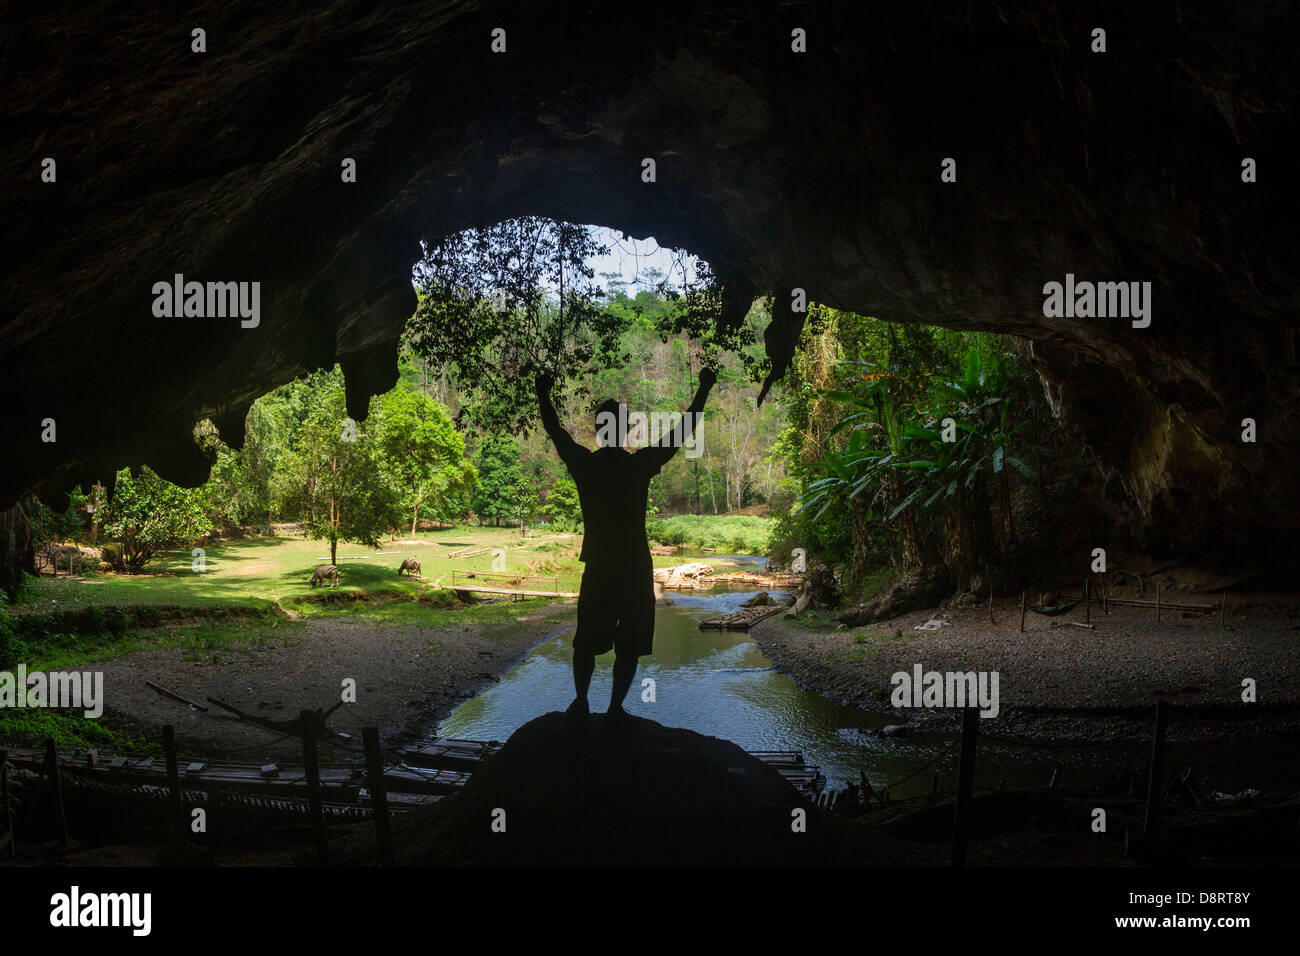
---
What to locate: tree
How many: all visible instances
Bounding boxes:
[505,477,540,535]
[403,218,741,434]
[377,388,477,536]
[471,435,525,526]
[712,384,764,512]
[793,318,1036,589]
[196,387,298,529]
[100,467,212,570]
[541,476,582,530]
[279,369,403,565]
[405,218,624,433]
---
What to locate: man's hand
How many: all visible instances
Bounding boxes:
[699,367,717,388]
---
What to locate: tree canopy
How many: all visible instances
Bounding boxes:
[403,218,747,433]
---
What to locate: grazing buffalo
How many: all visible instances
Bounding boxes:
[398,558,421,577]
[310,564,340,588]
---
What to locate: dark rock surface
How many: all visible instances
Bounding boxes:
[0,504,34,602]
[330,711,912,864]
[3,2,1296,564]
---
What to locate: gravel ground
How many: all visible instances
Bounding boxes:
[93,602,576,762]
[752,593,1300,742]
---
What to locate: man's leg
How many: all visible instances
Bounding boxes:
[608,592,654,717]
[607,653,637,715]
[569,634,595,714]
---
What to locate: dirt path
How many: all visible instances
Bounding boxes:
[95,603,577,762]
[753,595,1300,742]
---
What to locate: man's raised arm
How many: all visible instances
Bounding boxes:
[535,373,585,467]
[641,367,717,470]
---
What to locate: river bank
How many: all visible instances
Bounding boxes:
[91,600,577,762]
[752,594,1300,743]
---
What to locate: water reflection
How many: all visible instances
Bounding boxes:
[436,583,1295,798]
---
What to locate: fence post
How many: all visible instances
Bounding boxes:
[1144,701,1170,837]
[951,707,979,867]
[162,725,187,854]
[43,739,69,846]
[362,727,395,867]
[1,749,15,859]
[301,710,329,862]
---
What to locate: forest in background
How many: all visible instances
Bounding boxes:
[25,282,792,571]
[19,218,1062,612]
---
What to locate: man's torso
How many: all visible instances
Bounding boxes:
[568,447,658,571]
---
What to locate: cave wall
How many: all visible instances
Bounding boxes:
[2,1,1296,564]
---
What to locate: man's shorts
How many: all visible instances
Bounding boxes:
[574,566,656,658]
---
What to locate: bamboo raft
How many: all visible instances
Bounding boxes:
[399,737,496,770]
[749,751,826,797]
[710,571,804,589]
[2,735,825,817]
[698,604,786,631]
[403,737,825,797]
[2,745,469,802]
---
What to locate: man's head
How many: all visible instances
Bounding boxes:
[594,398,622,448]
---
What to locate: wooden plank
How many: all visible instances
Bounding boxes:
[749,751,804,763]
[301,710,329,862]
[163,726,187,853]
[1144,700,1170,837]
[363,728,395,867]
[451,586,579,598]
[399,739,490,770]
[1103,596,1215,611]
[382,765,474,794]
[950,708,980,867]
[146,680,209,712]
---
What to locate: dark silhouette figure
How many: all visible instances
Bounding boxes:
[536,369,715,720]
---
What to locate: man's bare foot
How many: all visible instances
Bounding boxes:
[566,697,589,716]
[604,705,632,726]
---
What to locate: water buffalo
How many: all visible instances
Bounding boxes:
[398,558,421,577]
[310,564,339,588]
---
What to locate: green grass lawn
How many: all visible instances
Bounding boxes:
[0,525,766,751]
[14,528,583,612]
[645,513,773,553]
[11,525,760,618]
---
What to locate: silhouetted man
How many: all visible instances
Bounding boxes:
[536,368,716,720]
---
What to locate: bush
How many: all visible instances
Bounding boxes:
[419,589,460,609]
[644,514,772,553]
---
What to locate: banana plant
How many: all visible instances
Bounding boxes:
[881,348,1036,566]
